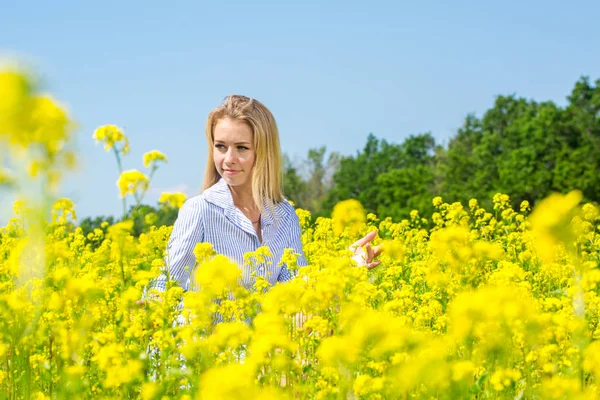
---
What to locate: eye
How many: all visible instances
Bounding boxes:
[215,144,226,150]
[237,146,250,151]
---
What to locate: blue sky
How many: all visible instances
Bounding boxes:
[1,0,599,223]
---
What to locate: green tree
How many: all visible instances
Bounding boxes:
[440,76,600,208]
[555,77,600,202]
[325,133,438,220]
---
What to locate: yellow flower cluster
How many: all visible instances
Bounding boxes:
[116,169,150,198]
[93,124,130,154]
[1,188,599,399]
[1,69,76,190]
[143,150,168,168]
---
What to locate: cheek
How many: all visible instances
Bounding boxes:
[213,152,223,166]
[244,153,256,168]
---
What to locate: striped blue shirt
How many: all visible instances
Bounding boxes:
[154,177,308,292]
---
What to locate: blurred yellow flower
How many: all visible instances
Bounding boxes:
[0,70,31,136]
[331,199,366,236]
[195,254,241,295]
[25,95,73,157]
[529,190,582,263]
[490,368,521,391]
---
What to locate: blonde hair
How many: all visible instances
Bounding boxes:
[203,95,284,217]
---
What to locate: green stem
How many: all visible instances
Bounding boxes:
[49,335,53,397]
[139,165,157,207]
[112,147,127,219]
[120,258,126,286]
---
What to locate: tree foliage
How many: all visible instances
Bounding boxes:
[440,76,600,208]
[323,133,439,221]
[287,76,600,222]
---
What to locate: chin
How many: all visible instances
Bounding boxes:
[221,173,246,186]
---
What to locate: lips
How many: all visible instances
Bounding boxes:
[224,169,241,175]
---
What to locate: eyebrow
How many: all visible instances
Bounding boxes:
[214,140,251,145]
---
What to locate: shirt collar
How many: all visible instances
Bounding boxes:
[203,177,277,226]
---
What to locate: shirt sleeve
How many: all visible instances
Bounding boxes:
[155,198,204,291]
[277,208,308,283]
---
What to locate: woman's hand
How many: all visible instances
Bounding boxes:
[349,231,383,269]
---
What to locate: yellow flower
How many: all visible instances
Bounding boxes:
[143,149,168,168]
[451,360,475,381]
[0,70,31,136]
[353,374,385,397]
[584,341,600,378]
[529,190,582,262]
[529,191,582,232]
[582,203,599,222]
[331,199,366,236]
[207,321,252,352]
[93,124,129,153]
[26,95,73,157]
[141,382,159,400]
[116,169,149,198]
[296,208,312,229]
[194,242,216,264]
[51,197,77,224]
[159,192,187,208]
[492,193,511,211]
[13,198,27,216]
[490,368,521,391]
[540,376,582,399]
[194,254,241,295]
[199,364,281,399]
[520,200,531,213]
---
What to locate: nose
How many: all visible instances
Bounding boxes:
[224,147,236,164]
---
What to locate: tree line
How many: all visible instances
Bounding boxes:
[285,76,600,221]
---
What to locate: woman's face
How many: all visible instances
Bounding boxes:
[212,117,255,190]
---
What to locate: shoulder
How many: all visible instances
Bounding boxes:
[276,198,298,220]
[182,194,208,210]
[176,195,209,220]
[274,198,301,232]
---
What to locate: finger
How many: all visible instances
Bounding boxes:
[351,230,377,248]
[134,299,148,308]
[366,243,374,262]
[366,260,382,270]
[373,245,383,257]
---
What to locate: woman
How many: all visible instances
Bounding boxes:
[156,95,381,293]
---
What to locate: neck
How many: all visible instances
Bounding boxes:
[228,183,257,211]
